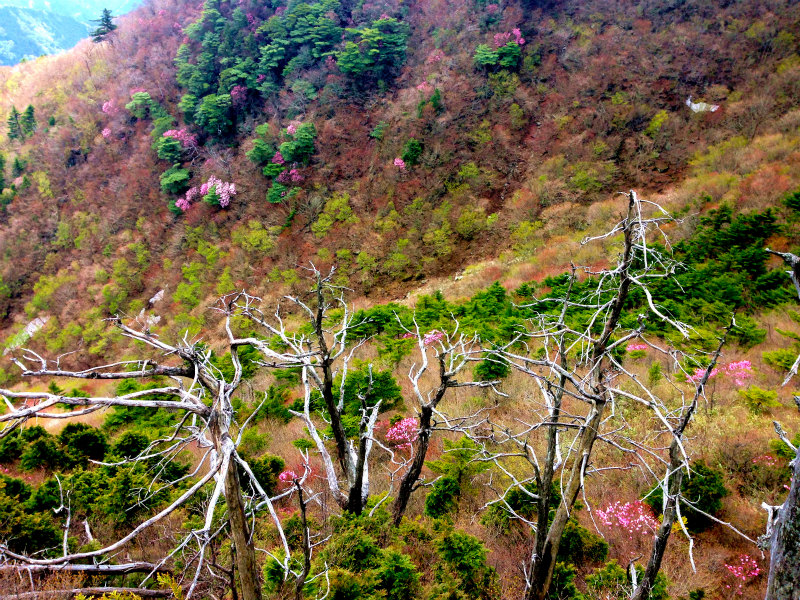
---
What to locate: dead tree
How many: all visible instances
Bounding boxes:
[232,268,495,520]
[0,297,306,600]
[763,248,800,599]
[472,191,703,600]
[391,323,501,525]
[232,270,383,515]
[631,328,729,600]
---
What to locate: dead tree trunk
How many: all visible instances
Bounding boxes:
[224,458,262,600]
[763,248,800,598]
[765,446,800,599]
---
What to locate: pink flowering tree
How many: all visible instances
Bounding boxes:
[385,417,418,450]
[163,128,198,149]
[176,176,236,212]
[596,500,660,538]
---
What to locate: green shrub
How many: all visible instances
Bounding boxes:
[401,138,423,166]
[20,436,65,472]
[113,432,150,458]
[160,164,191,195]
[645,460,728,531]
[58,423,108,467]
[374,549,420,600]
[247,454,285,496]
[587,560,668,600]
[547,562,584,600]
[738,386,781,414]
[557,518,609,565]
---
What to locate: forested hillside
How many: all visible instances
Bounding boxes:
[0,0,799,598]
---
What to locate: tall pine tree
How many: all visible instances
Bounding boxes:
[0,152,6,191]
[6,107,22,140]
[20,105,36,138]
[91,9,118,43]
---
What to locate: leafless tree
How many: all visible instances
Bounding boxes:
[460,191,736,600]
[230,268,496,523]
[763,248,800,599]
[0,296,307,600]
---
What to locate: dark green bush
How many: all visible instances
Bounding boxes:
[401,138,423,166]
[645,460,729,531]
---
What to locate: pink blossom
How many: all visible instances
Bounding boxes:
[158,9,166,16]
[596,501,659,537]
[393,157,406,170]
[379,12,391,19]
[752,454,779,467]
[416,81,434,93]
[101,127,112,139]
[286,123,298,135]
[230,84,248,105]
[724,360,753,387]
[257,73,267,82]
[401,332,416,339]
[687,367,718,384]
[486,3,500,14]
[203,175,236,208]
[423,330,445,346]
[130,87,147,94]
[278,469,298,486]
[179,177,236,211]
[277,168,304,184]
[163,128,198,149]
[724,554,761,594]
[101,100,118,115]
[626,343,648,352]
[272,151,285,165]
[385,418,418,449]
[493,28,525,48]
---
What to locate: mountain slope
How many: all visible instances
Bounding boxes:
[0,0,798,597]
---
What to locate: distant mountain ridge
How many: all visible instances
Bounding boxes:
[0,0,139,22]
[0,0,140,66]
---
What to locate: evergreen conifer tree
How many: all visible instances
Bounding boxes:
[0,152,5,191]
[6,107,22,140]
[20,105,36,137]
[12,156,25,177]
[91,9,118,43]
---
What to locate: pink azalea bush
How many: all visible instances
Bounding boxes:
[101,127,112,139]
[686,360,753,386]
[687,367,718,383]
[272,151,285,165]
[752,454,779,467]
[163,128,198,149]
[230,84,248,105]
[724,360,753,386]
[493,28,525,48]
[724,554,761,594]
[626,343,648,352]
[596,501,659,537]
[101,100,119,115]
[386,418,418,449]
[176,176,236,211]
[394,157,406,170]
[278,469,298,486]
[276,168,304,184]
[423,330,445,346]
